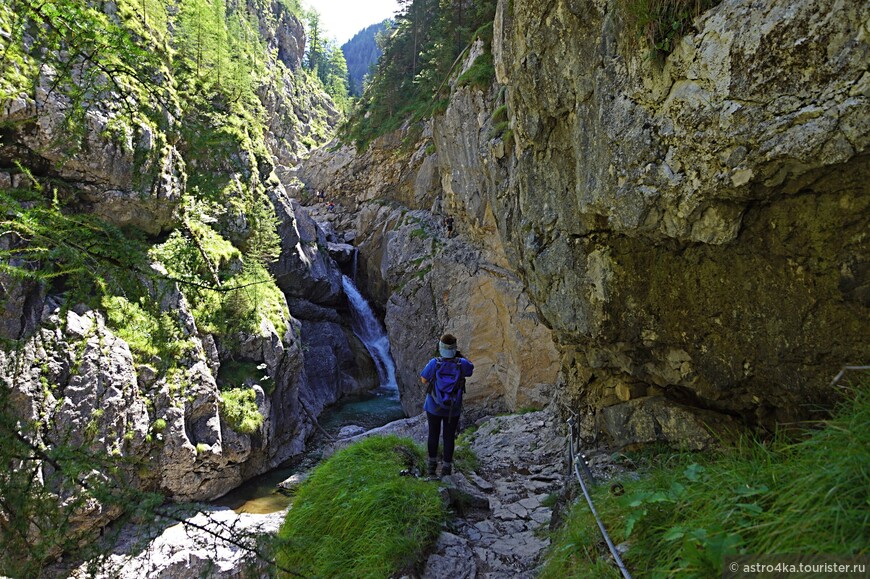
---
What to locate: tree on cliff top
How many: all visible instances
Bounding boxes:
[342,0,497,150]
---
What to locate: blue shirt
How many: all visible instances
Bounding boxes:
[421,357,474,416]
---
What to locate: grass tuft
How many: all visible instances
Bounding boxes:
[617,0,721,59]
[219,387,263,435]
[276,436,446,578]
[542,385,870,577]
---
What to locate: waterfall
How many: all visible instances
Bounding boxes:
[342,275,398,398]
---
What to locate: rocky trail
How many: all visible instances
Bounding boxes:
[422,410,567,578]
[67,409,595,578]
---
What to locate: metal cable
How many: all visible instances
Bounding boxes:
[573,458,633,579]
[567,418,632,579]
[829,365,870,388]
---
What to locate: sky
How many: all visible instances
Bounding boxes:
[306,0,402,45]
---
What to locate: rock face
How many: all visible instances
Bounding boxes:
[302,0,868,444]
[268,189,343,305]
[490,0,869,432]
[350,202,560,417]
[0,71,183,236]
[300,86,562,418]
[67,506,285,579]
[0,0,366,558]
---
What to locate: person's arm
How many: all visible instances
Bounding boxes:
[420,359,436,385]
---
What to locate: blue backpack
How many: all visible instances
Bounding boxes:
[431,357,466,414]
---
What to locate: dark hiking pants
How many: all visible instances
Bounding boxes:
[426,411,461,463]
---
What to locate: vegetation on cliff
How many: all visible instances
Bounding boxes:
[618,0,721,58]
[542,383,870,577]
[342,0,497,149]
[0,0,339,572]
[0,0,331,371]
[341,20,390,97]
[276,436,445,577]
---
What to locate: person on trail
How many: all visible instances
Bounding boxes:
[327,200,335,212]
[443,215,455,238]
[420,333,474,477]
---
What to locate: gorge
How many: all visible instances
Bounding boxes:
[0,0,867,575]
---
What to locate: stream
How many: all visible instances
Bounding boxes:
[214,276,404,515]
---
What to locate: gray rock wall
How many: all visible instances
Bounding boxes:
[0,0,358,549]
[491,0,869,435]
[301,0,868,446]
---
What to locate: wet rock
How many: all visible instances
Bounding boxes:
[68,507,285,578]
[278,472,309,492]
[337,424,367,438]
[267,189,343,305]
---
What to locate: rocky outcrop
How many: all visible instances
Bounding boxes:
[250,0,305,71]
[298,319,379,410]
[0,71,183,235]
[489,0,869,432]
[301,123,442,210]
[267,189,343,305]
[67,506,285,579]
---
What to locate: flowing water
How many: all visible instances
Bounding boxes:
[342,275,399,397]
[214,276,404,514]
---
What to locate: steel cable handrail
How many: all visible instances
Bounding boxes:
[567,418,632,579]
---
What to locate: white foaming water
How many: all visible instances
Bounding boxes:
[342,275,399,398]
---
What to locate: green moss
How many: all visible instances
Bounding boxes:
[102,295,191,367]
[219,387,263,435]
[277,436,446,577]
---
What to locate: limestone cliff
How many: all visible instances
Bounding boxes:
[0,0,362,556]
[301,0,868,447]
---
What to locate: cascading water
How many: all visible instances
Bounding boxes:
[342,275,399,398]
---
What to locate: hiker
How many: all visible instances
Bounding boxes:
[420,333,474,477]
[327,200,335,212]
[443,215,455,238]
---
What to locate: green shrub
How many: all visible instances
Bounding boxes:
[219,387,263,435]
[150,230,289,339]
[102,295,190,365]
[541,386,870,577]
[276,436,446,578]
[617,0,721,58]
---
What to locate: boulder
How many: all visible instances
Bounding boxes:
[267,187,343,305]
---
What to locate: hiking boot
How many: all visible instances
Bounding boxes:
[441,462,453,476]
[427,459,438,477]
